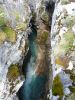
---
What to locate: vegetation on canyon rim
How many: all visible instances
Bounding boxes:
[0,6,28,45]
[0,7,16,44]
[7,64,20,81]
[52,75,64,97]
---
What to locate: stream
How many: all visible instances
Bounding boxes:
[16,0,55,100]
[17,16,48,100]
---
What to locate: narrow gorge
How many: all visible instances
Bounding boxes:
[0,0,75,100]
[17,1,55,100]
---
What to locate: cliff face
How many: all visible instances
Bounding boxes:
[0,0,75,100]
[0,0,54,100]
[0,0,30,99]
[51,0,75,99]
[17,0,55,100]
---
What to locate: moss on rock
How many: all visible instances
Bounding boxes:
[65,16,75,29]
[16,22,27,31]
[0,7,16,44]
[41,12,49,24]
[66,93,75,100]
[0,30,6,45]
[61,30,75,53]
[69,86,75,93]
[0,16,7,27]
[52,75,64,96]
[60,0,69,4]
[7,64,20,81]
[55,56,69,68]
[39,6,44,14]
[37,30,49,44]
[70,74,75,81]
[13,11,20,21]
[0,7,7,27]
[54,30,75,56]
[2,27,16,43]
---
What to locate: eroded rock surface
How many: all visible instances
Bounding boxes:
[51,0,75,99]
[0,0,30,99]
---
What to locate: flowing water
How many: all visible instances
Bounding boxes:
[17,17,48,100]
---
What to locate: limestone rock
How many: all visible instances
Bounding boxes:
[51,0,75,99]
[0,0,30,99]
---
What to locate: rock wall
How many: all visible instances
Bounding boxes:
[51,0,75,99]
[1,0,75,100]
[0,0,54,99]
[0,0,30,99]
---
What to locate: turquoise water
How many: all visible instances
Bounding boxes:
[17,20,47,100]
